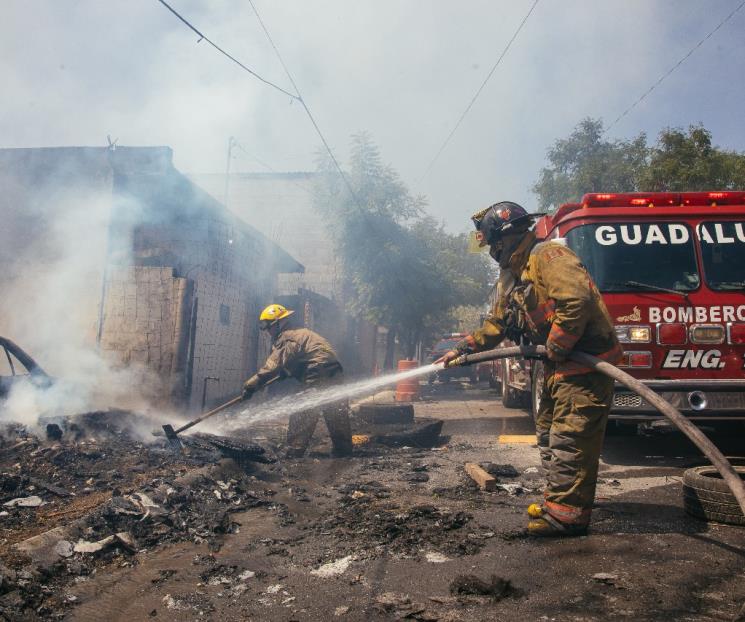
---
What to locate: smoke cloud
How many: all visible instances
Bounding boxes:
[2,1,744,230]
[0,181,166,434]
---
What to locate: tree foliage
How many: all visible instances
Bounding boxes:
[313,133,495,364]
[642,126,745,191]
[533,118,745,211]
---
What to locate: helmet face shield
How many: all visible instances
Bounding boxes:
[467,230,489,254]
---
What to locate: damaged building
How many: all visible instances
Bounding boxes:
[188,170,383,374]
[0,146,303,411]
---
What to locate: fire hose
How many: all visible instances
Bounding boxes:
[446,344,745,517]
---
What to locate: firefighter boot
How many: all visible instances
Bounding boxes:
[285,412,321,458]
[527,503,545,519]
[323,407,353,457]
[528,514,588,537]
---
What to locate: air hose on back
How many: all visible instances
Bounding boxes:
[446,344,745,517]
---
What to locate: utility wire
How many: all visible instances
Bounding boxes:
[605,0,745,133]
[156,0,298,100]
[247,0,450,318]
[247,0,362,208]
[419,0,540,182]
[159,0,425,312]
[158,0,359,208]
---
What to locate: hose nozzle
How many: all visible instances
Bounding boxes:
[445,354,467,368]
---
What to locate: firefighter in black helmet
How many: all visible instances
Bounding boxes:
[439,201,622,537]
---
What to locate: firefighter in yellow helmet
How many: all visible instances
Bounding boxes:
[242,304,353,458]
[439,202,622,537]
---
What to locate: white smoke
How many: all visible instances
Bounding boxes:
[0,183,163,434]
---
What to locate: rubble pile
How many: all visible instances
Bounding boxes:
[82,472,277,549]
[315,481,488,558]
[2,414,260,530]
[0,410,277,620]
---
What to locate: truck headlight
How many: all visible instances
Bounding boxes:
[615,325,651,343]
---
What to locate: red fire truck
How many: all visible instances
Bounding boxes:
[492,191,745,428]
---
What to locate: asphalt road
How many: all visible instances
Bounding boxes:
[68,380,745,622]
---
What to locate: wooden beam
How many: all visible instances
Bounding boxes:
[465,462,497,491]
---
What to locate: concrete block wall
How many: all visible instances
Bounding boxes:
[135,214,280,411]
[188,172,342,300]
[189,270,251,410]
[0,146,301,412]
[99,265,191,404]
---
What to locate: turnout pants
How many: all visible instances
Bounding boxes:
[534,367,614,526]
[286,375,352,456]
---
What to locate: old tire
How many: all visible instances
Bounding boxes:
[501,361,522,409]
[683,466,745,526]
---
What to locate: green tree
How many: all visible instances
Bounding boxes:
[405,217,495,354]
[642,125,745,191]
[534,119,745,212]
[532,118,649,211]
[314,133,494,367]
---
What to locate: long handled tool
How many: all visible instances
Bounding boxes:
[162,376,281,451]
[163,396,243,451]
[445,344,745,517]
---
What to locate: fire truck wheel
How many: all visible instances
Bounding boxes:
[683,466,745,525]
[501,362,522,409]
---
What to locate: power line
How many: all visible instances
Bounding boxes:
[156,0,298,100]
[158,0,360,208]
[419,0,540,182]
[245,1,447,316]
[605,0,745,133]
[247,0,362,208]
[158,0,427,311]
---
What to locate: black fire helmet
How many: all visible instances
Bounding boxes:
[471,201,534,247]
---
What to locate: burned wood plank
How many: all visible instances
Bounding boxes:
[357,403,415,425]
[186,433,274,463]
[29,477,72,498]
[371,419,443,448]
[465,462,497,491]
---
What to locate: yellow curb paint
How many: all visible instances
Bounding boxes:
[498,434,536,444]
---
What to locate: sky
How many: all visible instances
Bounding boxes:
[2,0,745,231]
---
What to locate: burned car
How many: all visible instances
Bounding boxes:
[0,336,53,401]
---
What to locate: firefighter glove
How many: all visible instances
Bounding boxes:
[242,376,261,401]
[435,350,459,367]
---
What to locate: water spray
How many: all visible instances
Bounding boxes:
[217,363,442,432]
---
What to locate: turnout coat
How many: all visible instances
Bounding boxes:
[255,327,343,387]
[458,233,623,378]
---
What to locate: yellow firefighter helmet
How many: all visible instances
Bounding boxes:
[259,304,294,330]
